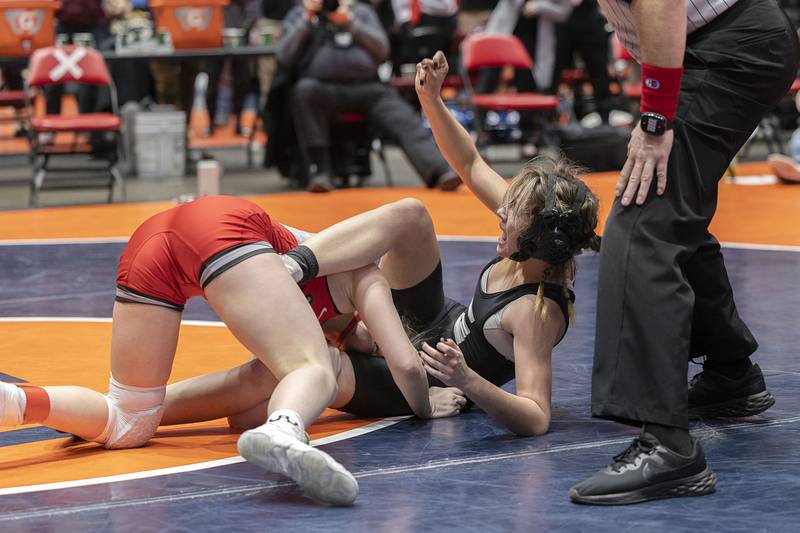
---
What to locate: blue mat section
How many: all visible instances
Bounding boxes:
[0,427,71,448]
[0,241,798,532]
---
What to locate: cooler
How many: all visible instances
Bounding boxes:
[149,0,228,49]
[0,1,60,57]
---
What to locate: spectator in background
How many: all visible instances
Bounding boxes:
[45,0,111,118]
[391,0,458,71]
[457,0,498,34]
[278,0,460,192]
[105,0,155,106]
[203,0,261,136]
[477,0,574,156]
[252,0,294,109]
[551,1,614,123]
[482,0,574,93]
[152,1,259,137]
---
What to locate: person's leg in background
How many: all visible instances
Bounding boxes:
[230,57,251,135]
[572,0,800,504]
[290,77,348,192]
[513,14,539,150]
[177,60,203,135]
[364,83,459,190]
[150,60,181,108]
[203,58,225,137]
[572,4,613,123]
[1,66,26,137]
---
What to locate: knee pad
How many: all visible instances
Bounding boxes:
[95,375,166,450]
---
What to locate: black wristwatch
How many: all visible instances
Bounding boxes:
[640,112,672,136]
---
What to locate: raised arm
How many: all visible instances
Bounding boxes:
[416,51,509,213]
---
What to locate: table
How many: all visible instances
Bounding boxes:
[0,45,276,67]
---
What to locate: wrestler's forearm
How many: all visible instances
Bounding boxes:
[352,267,433,417]
[462,373,550,436]
[420,96,480,180]
[420,95,508,212]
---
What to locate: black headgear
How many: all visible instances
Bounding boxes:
[510,174,588,264]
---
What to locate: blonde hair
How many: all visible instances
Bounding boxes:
[501,156,601,321]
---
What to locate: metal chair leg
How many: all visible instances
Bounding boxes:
[110,164,125,202]
[30,164,45,207]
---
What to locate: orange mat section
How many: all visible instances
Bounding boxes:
[0,321,375,491]
[0,162,798,246]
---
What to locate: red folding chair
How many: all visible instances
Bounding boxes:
[460,33,559,156]
[25,45,124,206]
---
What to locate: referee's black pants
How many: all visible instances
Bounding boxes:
[592,0,800,429]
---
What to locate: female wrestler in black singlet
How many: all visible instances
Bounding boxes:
[158,51,600,437]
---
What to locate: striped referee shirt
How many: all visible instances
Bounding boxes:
[599,0,738,62]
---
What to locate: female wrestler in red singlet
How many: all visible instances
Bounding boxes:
[0,195,462,506]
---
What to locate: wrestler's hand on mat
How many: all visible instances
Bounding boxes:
[617,126,673,207]
[419,338,473,390]
[428,386,467,418]
[415,50,448,104]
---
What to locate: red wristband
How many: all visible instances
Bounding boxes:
[640,64,683,122]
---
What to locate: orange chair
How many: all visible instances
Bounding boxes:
[25,45,124,206]
[460,33,558,156]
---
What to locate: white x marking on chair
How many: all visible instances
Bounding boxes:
[49,47,88,82]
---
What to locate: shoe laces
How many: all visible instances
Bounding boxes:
[610,438,656,472]
[690,356,706,368]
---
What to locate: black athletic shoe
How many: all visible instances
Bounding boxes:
[569,431,717,505]
[688,363,775,418]
[307,174,335,193]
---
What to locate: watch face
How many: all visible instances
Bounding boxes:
[641,113,666,135]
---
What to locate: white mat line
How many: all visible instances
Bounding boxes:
[0,317,225,327]
[1,415,797,520]
[0,237,129,246]
[0,235,798,252]
[0,417,408,498]
[0,291,111,306]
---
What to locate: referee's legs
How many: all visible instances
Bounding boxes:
[573,4,799,504]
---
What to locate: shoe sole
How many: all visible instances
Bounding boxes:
[307,182,334,193]
[569,466,717,505]
[237,429,358,506]
[438,176,462,191]
[689,390,775,419]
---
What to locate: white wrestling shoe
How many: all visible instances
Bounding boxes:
[1,381,25,426]
[237,422,359,506]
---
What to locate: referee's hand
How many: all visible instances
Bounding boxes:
[617,125,673,206]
